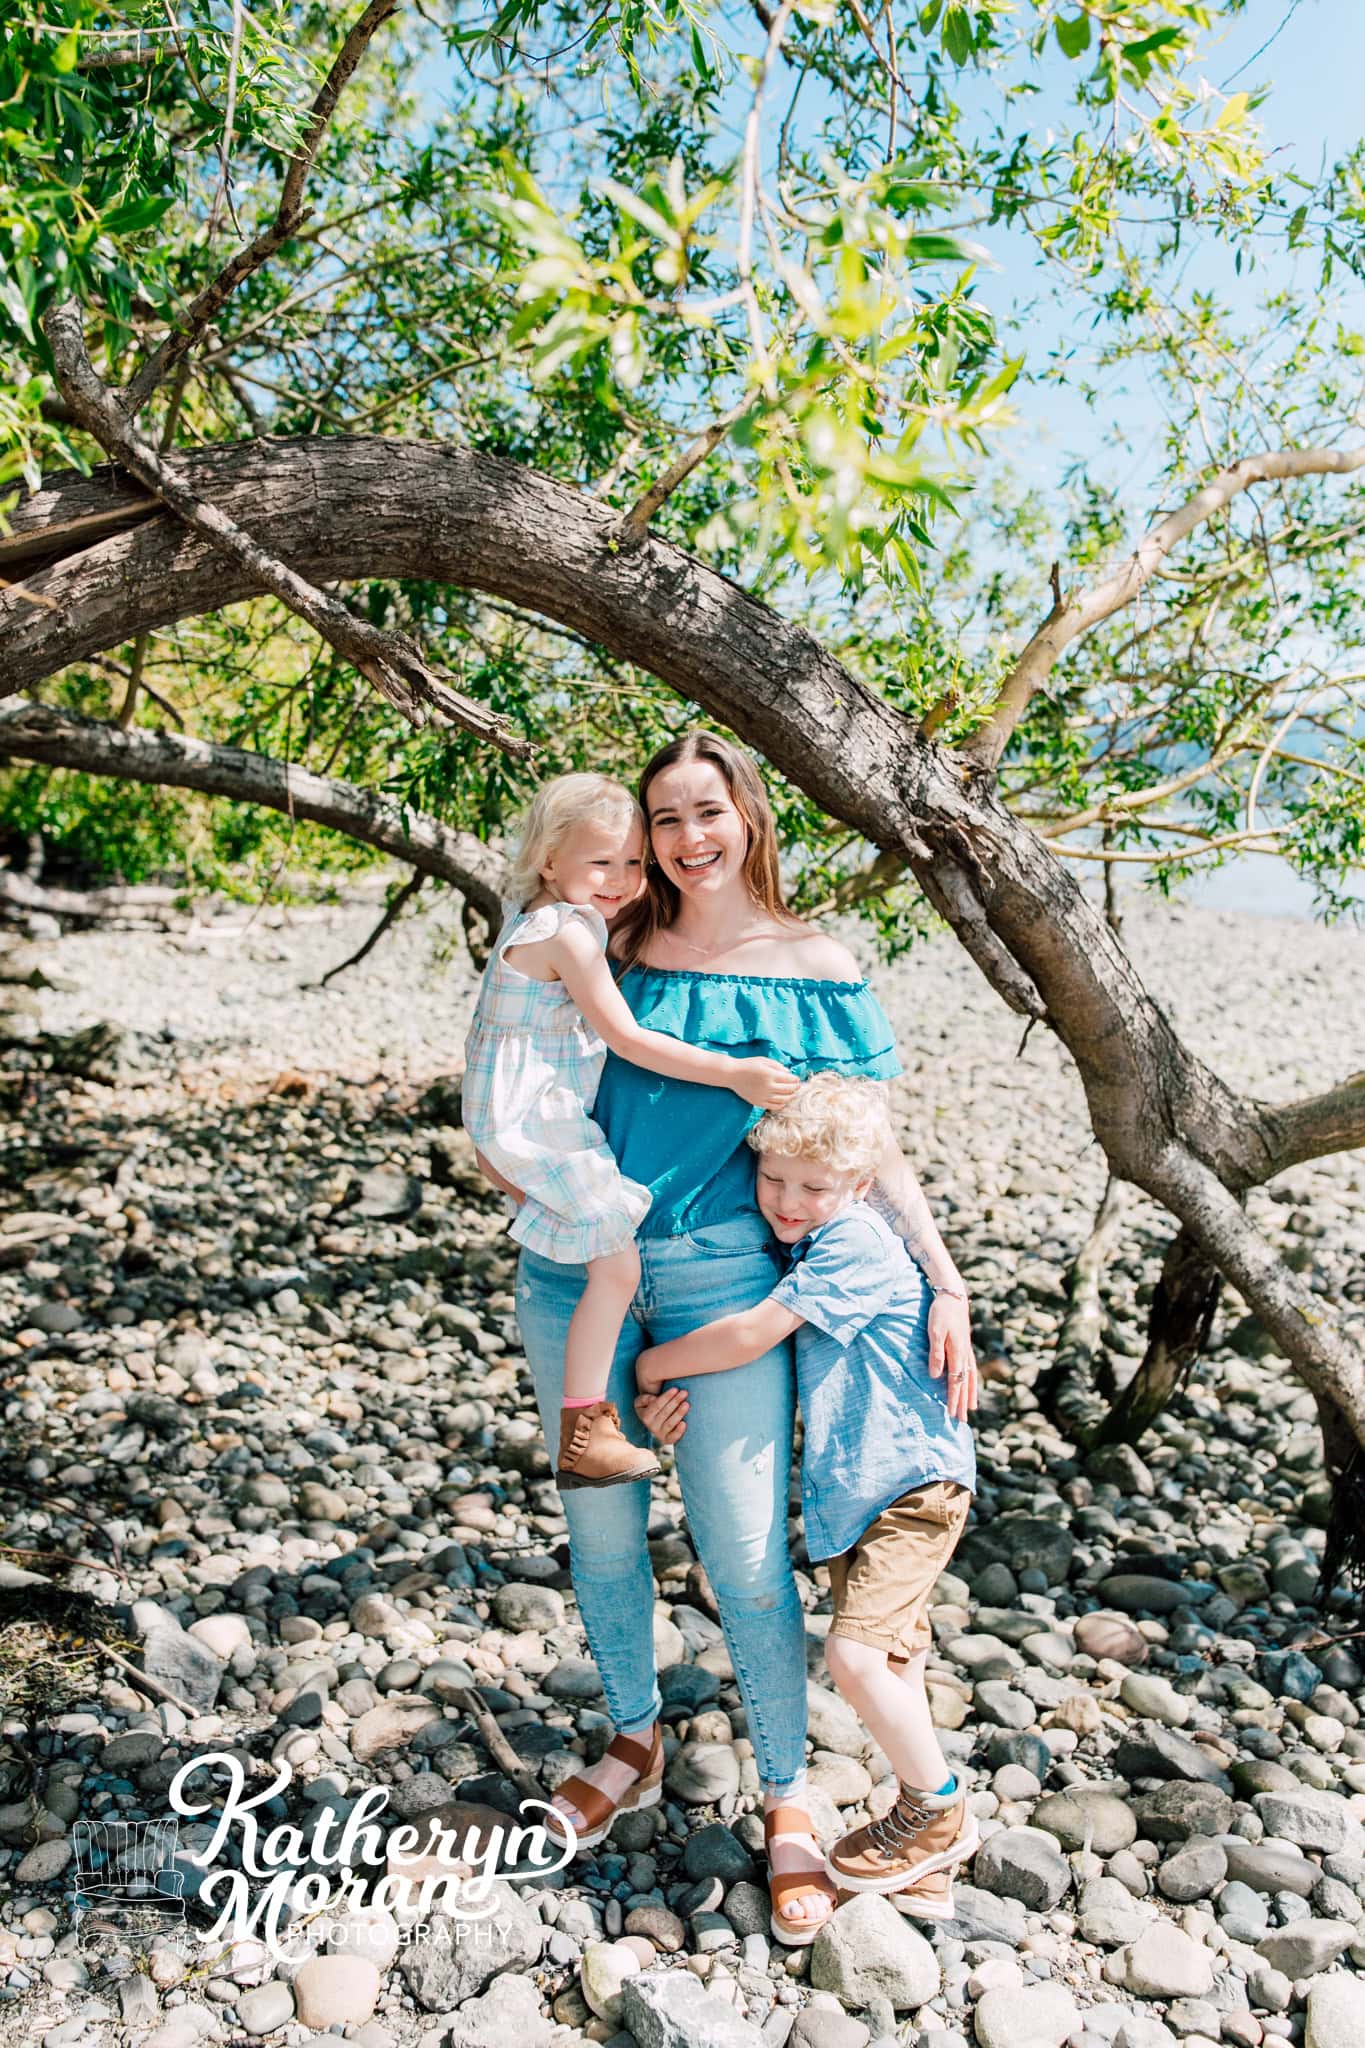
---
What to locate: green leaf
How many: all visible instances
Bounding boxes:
[100,191,178,237]
[1121,25,1185,64]
[1055,14,1091,60]
[941,6,973,66]
[52,29,81,74]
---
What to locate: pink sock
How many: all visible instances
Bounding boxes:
[561,1395,598,1408]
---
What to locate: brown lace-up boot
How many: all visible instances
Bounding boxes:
[824,1781,978,1894]
[556,1401,661,1490]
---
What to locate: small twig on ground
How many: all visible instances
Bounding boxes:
[448,1685,542,1805]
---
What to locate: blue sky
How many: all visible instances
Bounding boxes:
[973,0,1365,493]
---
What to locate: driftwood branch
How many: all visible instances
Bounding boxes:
[317,869,425,987]
[1038,1176,1127,1436]
[0,870,178,925]
[123,0,400,418]
[0,702,508,924]
[43,302,528,754]
[965,446,1365,770]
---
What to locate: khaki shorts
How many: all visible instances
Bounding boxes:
[825,1480,972,1660]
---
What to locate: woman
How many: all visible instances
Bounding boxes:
[514,730,977,1940]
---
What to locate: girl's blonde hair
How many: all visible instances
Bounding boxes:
[748,1071,891,1179]
[508,773,641,907]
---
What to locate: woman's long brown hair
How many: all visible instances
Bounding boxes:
[613,730,800,972]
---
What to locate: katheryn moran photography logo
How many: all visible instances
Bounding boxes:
[76,1751,576,1960]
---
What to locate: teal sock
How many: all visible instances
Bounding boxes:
[935,1774,956,1797]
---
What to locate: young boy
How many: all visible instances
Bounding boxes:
[634,1071,979,1914]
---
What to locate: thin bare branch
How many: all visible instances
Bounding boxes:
[965,445,1365,771]
[44,301,528,753]
[0,701,508,924]
[618,401,751,545]
[124,0,400,418]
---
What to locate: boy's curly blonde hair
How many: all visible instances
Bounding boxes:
[748,1071,891,1179]
[507,772,641,907]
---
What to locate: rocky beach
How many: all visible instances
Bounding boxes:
[1,893,1363,2048]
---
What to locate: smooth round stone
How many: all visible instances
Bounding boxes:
[1306,1973,1365,2048]
[975,1981,1080,2048]
[187,1614,252,1659]
[492,1581,565,1631]
[1156,1839,1227,1903]
[665,1742,742,1804]
[580,1940,641,2024]
[1033,1788,1137,1855]
[1120,1673,1190,1727]
[324,1907,401,1971]
[988,1733,1052,1780]
[993,1765,1042,1802]
[293,1955,380,2028]
[1074,1614,1148,1667]
[625,1905,685,1951]
[237,1981,296,2035]
[1216,1881,1269,1943]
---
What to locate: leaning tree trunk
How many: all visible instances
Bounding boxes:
[1318,1394,1365,1590]
[1089,1227,1223,1448]
[3,435,1364,1575]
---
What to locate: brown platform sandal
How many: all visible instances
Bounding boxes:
[893,1867,956,1921]
[545,1722,664,1852]
[765,1803,839,1948]
[557,1401,661,1490]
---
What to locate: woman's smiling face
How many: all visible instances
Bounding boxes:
[645,760,749,897]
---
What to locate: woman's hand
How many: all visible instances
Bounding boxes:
[635,1387,689,1444]
[635,1347,666,1395]
[927,1293,979,1423]
[731,1058,801,1110]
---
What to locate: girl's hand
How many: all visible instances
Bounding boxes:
[635,1347,665,1395]
[635,1388,689,1444]
[731,1058,801,1110]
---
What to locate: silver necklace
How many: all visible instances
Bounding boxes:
[667,920,768,963]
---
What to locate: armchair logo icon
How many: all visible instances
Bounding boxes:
[72,1817,187,1940]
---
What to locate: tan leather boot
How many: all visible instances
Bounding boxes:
[557,1401,661,1490]
[824,1783,978,1894]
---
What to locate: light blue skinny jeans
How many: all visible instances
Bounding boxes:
[514,1213,808,1792]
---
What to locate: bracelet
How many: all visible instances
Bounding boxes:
[930,1283,968,1303]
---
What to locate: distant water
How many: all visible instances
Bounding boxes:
[1112,852,1364,924]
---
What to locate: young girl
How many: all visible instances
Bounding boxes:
[462,772,798,1491]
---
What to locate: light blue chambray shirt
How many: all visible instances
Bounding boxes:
[769,1200,977,1562]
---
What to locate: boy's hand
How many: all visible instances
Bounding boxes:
[928,1293,978,1422]
[635,1388,689,1444]
[731,1058,801,1110]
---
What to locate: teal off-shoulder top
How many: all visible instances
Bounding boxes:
[593,965,902,1240]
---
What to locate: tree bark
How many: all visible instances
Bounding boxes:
[0,701,507,926]
[1089,1227,1223,1448]
[3,433,1363,1500]
[1037,1177,1127,1438]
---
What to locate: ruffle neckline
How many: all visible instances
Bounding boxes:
[617,963,900,1075]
